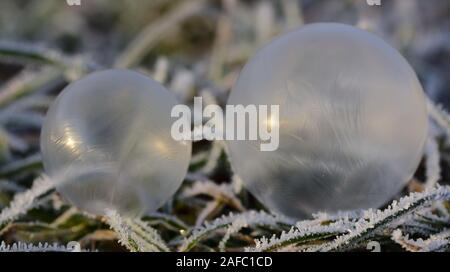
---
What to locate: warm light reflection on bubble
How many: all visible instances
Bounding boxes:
[263,114,279,131]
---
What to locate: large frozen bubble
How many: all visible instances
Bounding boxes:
[226,23,427,219]
[40,69,191,217]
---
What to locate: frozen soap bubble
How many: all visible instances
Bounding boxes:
[41,69,191,217]
[226,23,427,219]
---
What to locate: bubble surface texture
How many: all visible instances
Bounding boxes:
[226,23,427,219]
[41,69,191,217]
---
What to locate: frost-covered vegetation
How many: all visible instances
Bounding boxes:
[0,0,449,252]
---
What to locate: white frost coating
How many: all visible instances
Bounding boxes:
[226,23,427,218]
[179,210,293,251]
[104,209,146,251]
[40,69,191,217]
[312,185,450,252]
[0,175,53,226]
[392,229,450,252]
[0,241,86,252]
[391,229,422,251]
[127,218,170,252]
[104,209,168,252]
[182,179,244,211]
[219,217,248,251]
[247,221,352,252]
[424,135,440,189]
[427,98,450,137]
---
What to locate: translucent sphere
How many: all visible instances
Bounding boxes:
[41,69,191,217]
[226,23,427,219]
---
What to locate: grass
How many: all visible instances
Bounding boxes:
[0,0,449,252]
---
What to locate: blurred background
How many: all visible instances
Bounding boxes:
[1,0,449,103]
[0,0,449,250]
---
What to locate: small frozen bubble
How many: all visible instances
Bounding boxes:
[40,69,191,217]
[226,23,427,219]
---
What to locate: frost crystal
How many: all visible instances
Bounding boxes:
[313,185,450,251]
[248,221,352,252]
[424,135,440,189]
[427,98,450,138]
[0,241,85,252]
[104,209,169,252]
[0,175,53,227]
[180,210,293,252]
[392,229,450,252]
